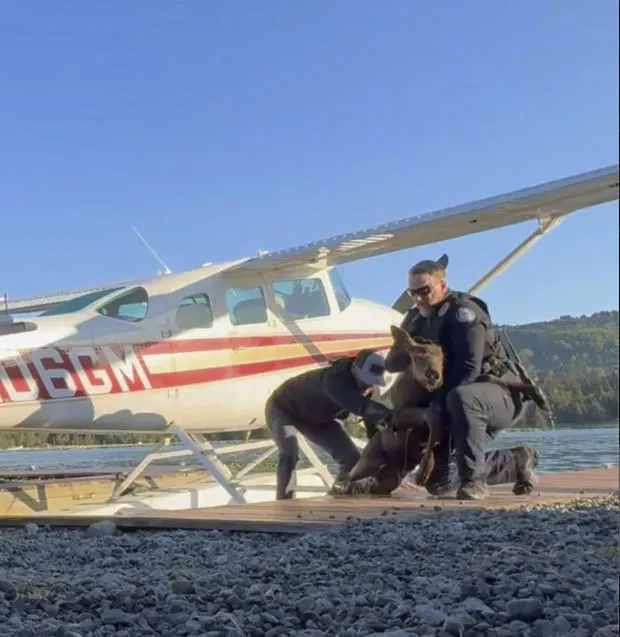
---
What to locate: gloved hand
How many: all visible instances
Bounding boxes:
[361,401,393,429]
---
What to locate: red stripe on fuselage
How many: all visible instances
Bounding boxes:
[0,333,392,403]
[140,332,391,356]
[150,347,390,389]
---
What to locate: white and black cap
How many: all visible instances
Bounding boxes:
[352,349,387,387]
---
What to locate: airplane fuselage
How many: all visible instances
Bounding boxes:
[0,263,399,433]
[2,165,617,436]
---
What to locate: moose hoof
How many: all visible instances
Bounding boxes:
[512,481,535,496]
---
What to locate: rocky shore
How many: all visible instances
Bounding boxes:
[0,495,618,637]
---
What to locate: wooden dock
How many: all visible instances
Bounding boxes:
[0,466,617,534]
[0,466,217,516]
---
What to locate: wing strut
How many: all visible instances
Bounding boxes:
[392,218,563,314]
[468,217,563,296]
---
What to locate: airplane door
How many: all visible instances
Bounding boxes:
[222,274,277,429]
[163,286,229,430]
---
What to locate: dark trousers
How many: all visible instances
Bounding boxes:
[265,401,361,500]
[429,382,518,488]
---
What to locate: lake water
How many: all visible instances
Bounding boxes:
[0,427,617,475]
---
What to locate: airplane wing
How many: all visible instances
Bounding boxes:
[5,164,618,315]
[232,164,619,272]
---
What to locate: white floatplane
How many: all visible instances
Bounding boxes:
[1,164,618,514]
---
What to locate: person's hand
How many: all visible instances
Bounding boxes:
[362,401,393,428]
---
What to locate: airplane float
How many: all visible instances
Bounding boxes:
[0,164,618,510]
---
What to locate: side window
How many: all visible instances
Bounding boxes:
[329,269,352,311]
[225,286,268,326]
[272,277,331,321]
[176,294,214,330]
[97,287,149,322]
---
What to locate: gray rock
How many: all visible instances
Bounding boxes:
[170,580,195,595]
[415,604,449,624]
[531,618,555,637]
[463,597,494,615]
[24,523,39,537]
[85,520,117,538]
[442,616,465,635]
[506,597,545,622]
[0,493,616,637]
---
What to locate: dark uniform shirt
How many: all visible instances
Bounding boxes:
[385,289,513,404]
[270,357,390,431]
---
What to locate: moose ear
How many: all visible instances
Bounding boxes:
[390,324,416,350]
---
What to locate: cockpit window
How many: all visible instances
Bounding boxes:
[96,287,149,322]
[329,269,352,311]
[272,277,331,320]
[40,287,125,317]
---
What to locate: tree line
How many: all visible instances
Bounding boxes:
[503,310,618,427]
[0,310,617,448]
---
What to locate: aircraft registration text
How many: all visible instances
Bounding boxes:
[0,345,151,403]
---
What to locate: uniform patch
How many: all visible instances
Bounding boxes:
[456,306,476,324]
[438,302,450,317]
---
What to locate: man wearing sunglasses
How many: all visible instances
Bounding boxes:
[385,258,540,501]
[264,349,393,500]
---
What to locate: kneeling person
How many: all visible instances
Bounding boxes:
[265,349,392,500]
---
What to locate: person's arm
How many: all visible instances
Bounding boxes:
[323,366,392,426]
[432,304,486,404]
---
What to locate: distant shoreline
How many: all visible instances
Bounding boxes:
[0,422,617,453]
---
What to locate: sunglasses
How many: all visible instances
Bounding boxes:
[407,283,437,298]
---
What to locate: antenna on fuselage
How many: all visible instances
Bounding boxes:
[131,226,172,275]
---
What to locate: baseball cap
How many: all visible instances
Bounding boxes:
[353,349,387,387]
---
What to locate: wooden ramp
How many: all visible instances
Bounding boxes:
[0,466,617,534]
[0,467,217,516]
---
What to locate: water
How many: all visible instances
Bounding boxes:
[0,427,617,475]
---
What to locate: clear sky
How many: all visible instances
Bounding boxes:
[1,1,618,325]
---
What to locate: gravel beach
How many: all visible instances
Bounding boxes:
[0,495,618,637]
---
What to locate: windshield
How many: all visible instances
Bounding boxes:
[40,287,125,317]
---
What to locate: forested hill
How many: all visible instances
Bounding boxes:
[501,310,619,374]
[500,310,618,425]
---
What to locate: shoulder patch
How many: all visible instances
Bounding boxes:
[438,302,450,317]
[456,306,477,324]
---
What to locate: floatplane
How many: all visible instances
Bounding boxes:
[1,165,618,514]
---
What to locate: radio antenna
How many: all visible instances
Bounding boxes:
[131,226,172,275]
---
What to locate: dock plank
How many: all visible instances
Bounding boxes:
[0,467,616,534]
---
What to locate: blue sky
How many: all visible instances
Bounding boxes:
[1,1,618,325]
